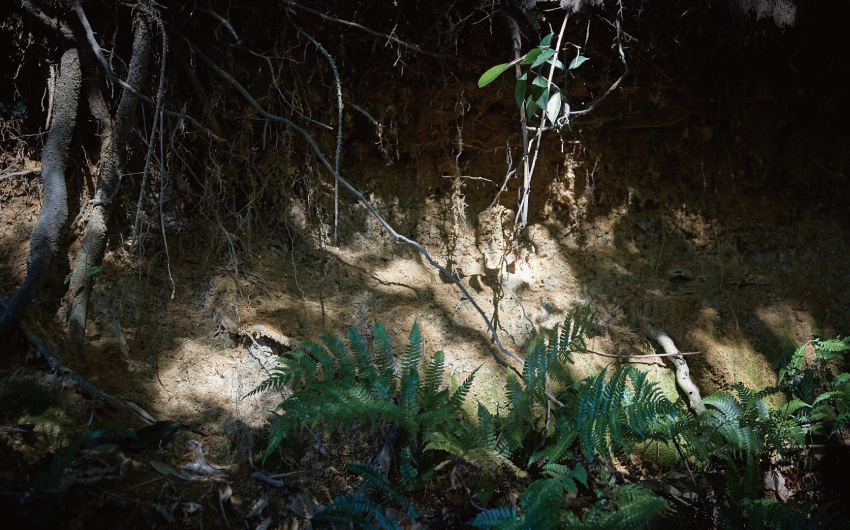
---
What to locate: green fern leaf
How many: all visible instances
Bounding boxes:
[314,492,400,530]
[321,334,354,382]
[450,367,479,410]
[419,350,445,409]
[468,505,518,529]
[373,322,397,394]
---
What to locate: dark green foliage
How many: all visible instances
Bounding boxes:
[254,314,850,529]
[562,484,667,530]
[348,463,419,521]
[470,482,665,530]
[249,321,471,460]
[531,366,682,464]
[313,492,401,530]
[718,499,850,530]
[424,402,527,505]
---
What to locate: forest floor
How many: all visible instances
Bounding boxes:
[3,39,850,530]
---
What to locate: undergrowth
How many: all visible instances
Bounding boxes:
[249,309,850,529]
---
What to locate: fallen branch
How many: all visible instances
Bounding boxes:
[587,347,704,359]
[19,320,120,407]
[650,329,706,414]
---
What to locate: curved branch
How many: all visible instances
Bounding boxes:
[287,2,442,59]
[651,329,706,414]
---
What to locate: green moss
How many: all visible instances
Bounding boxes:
[0,377,76,437]
[633,440,680,467]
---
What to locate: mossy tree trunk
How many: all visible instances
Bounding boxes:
[0,47,81,340]
[67,14,150,342]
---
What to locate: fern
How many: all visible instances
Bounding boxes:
[560,484,666,530]
[468,505,519,530]
[468,476,577,530]
[425,402,527,505]
[250,322,473,461]
[252,316,848,528]
[348,462,420,521]
[534,366,682,463]
[313,492,400,530]
[399,445,419,490]
[718,499,850,530]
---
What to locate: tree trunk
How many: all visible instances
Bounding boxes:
[0,47,81,340]
[68,15,150,342]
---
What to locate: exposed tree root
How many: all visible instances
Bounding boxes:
[67,12,151,341]
[0,47,80,340]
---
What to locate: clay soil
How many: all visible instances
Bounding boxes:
[2,8,850,530]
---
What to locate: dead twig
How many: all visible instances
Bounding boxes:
[187,40,526,368]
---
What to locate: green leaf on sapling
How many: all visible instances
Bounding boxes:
[478,63,512,88]
[531,48,558,69]
[548,56,566,70]
[540,33,554,47]
[521,48,544,65]
[546,86,562,125]
[526,76,549,118]
[514,73,527,109]
[569,55,589,70]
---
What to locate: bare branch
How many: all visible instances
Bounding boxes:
[74,0,223,141]
[287,2,442,59]
[188,42,525,367]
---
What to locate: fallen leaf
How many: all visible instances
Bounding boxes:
[150,460,177,476]
[113,318,130,358]
[289,490,315,519]
[246,497,268,518]
[125,401,157,424]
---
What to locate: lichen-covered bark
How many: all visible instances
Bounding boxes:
[0,47,80,340]
[68,15,150,342]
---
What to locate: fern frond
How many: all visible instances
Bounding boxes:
[562,484,666,530]
[449,367,479,410]
[349,462,418,521]
[519,478,565,527]
[423,431,468,457]
[373,322,397,394]
[558,305,595,361]
[400,445,419,490]
[775,343,808,386]
[529,417,578,465]
[314,492,400,530]
[814,336,850,360]
[321,334,354,383]
[244,359,295,397]
[399,323,422,431]
[468,505,519,530]
[348,326,372,370]
[477,403,497,450]
[609,484,667,529]
[419,350,445,409]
